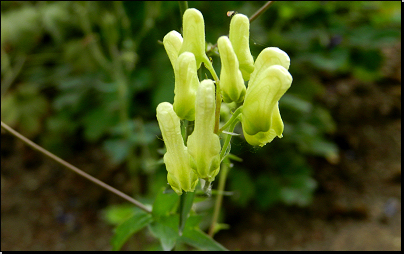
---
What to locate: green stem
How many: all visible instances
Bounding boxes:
[209,118,240,236]
[203,60,221,134]
[178,119,195,236]
[208,157,230,237]
[218,106,243,134]
[178,1,188,18]
[220,118,240,160]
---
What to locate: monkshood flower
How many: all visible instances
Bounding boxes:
[173,52,199,121]
[243,101,284,146]
[163,30,183,70]
[156,102,198,195]
[218,36,246,103]
[178,8,211,69]
[248,47,290,87]
[241,47,292,147]
[187,79,221,182]
[229,13,255,81]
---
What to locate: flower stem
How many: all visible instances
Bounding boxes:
[209,116,240,236]
[218,106,243,134]
[208,157,230,237]
[220,117,240,160]
[203,60,221,134]
[178,1,188,18]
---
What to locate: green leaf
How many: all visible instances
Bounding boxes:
[180,225,228,251]
[103,204,140,226]
[228,168,255,207]
[111,212,153,251]
[152,187,180,218]
[179,191,195,235]
[82,105,118,141]
[103,139,131,164]
[148,214,180,251]
[1,84,49,137]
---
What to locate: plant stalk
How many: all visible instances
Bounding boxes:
[208,157,230,237]
[0,121,152,213]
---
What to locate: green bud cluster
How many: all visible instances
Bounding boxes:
[157,8,293,194]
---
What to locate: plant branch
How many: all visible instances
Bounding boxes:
[249,1,274,23]
[220,118,240,160]
[218,106,242,134]
[0,121,152,214]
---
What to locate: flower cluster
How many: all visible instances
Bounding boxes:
[157,8,292,194]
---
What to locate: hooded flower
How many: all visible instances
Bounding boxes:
[173,52,199,121]
[163,30,183,70]
[156,102,198,194]
[248,47,290,87]
[241,60,292,147]
[187,79,221,182]
[178,8,210,69]
[218,36,246,103]
[229,13,254,81]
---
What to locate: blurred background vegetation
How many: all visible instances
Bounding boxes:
[1,1,401,249]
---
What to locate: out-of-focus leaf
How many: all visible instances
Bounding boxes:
[281,94,312,115]
[82,106,118,141]
[111,211,153,251]
[103,138,131,164]
[228,168,255,207]
[1,84,48,137]
[1,5,42,51]
[103,204,140,225]
[280,175,317,206]
[179,214,228,251]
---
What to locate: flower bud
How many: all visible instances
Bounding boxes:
[179,8,210,69]
[241,65,292,146]
[163,30,183,70]
[218,36,246,103]
[173,52,199,121]
[229,14,254,81]
[156,102,198,194]
[187,79,221,182]
[249,47,290,87]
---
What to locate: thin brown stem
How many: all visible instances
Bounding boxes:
[1,121,152,214]
[207,1,275,54]
[249,1,274,23]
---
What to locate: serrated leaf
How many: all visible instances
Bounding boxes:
[111,212,153,251]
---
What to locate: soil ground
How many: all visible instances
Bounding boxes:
[1,44,401,251]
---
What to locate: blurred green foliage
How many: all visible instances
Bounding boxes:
[1,0,400,220]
